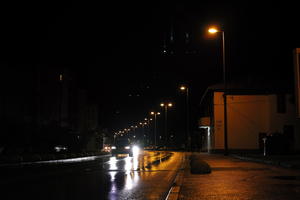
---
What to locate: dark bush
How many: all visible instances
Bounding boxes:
[190,154,211,174]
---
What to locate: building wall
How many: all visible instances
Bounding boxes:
[268,95,300,151]
[213,92,225,150]
[268,95,293,132]
[226,94,269,149]
[212,92,298,151]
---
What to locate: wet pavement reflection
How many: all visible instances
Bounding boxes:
[1,151,183,200]
[106,156,140,199]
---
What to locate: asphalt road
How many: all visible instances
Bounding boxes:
[1,151,185,200]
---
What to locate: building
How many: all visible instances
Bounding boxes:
[199,84,300,154]
[1,65,101,153]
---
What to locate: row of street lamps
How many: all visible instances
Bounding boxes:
[112,25,227,153]
[112,84,190,150]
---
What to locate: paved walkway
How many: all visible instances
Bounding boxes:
[178,153,300,200]
[231,154,300,169]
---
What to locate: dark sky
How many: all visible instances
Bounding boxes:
[2,1,300,132]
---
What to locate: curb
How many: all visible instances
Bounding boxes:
[165,153,188,200]
[0,154,111,168]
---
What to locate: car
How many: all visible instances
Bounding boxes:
[53,145,68,153]
[111,138,139,157]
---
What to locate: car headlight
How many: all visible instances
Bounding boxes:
[125,146,130,149]
[111,146,116,149]
[132,145,140,155]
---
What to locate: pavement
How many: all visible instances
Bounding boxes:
[175,153,300,200]
[231,153,300,169]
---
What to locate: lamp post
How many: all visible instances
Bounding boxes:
[131,125,138,140]
[143,122,148,144]
[144,118,153,145]
[180,85,190,151]
[160,102,173,146]
[139,122,145,140]
[58,73,63,127]
[150,111,160,149]
[208,26,228,155]
[113,133,117,144]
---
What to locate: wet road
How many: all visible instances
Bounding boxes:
[1,151,185,200]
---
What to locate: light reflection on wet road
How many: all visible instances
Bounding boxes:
[1,151,184,200]
[104,151,183,200]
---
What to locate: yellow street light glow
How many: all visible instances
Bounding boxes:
[168,103,173,107]
[160,103,165,107]
[151,112,154,115]
[150,118,153,120]
[208,27,218,34]
[157,112,161,115]
[180,86,186,90]
[144,118,148,120]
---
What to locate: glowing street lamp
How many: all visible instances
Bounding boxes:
[208,27,218,34]
[180,85,190,151]
[150,111,160,149]
[144,118,152,145]
[208,26,228,155]
[131,125,138,139]
[160,102,173,145]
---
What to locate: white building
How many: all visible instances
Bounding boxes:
[199,84,300,153]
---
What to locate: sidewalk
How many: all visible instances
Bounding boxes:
[231,153,300,169]
[177,153,300,200]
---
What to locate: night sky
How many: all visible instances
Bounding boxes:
[2,1,300,136]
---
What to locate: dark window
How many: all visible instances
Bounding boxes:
[277,94,286,113]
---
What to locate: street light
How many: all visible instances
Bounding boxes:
[160,102,173,146]
[208,26,228,155]
[150,111,160,149]
[131,125,138,139]
[180,85,190,151]
[144,118,152,145]
[58,73,63,127]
